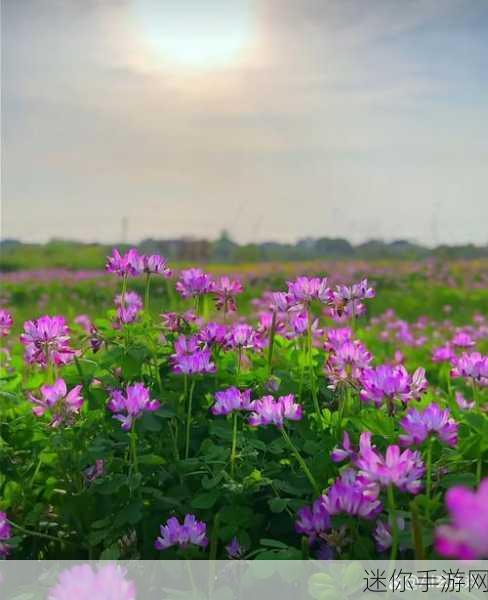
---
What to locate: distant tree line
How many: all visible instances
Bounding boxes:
[1,232,487,271]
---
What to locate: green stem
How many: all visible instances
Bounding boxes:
[409,501,425,560]
[130,422,139,494]
[185,379,196,459]
[426,438,433,519]
[9,520,73,546]
[281,428,320,495]
[121,274,128,308]
[230,412,238,477]
[144,273,151,312]
[266,310,277,378]
[306,307,320,419]
[387,485,398,561]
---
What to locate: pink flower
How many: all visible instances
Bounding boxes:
[432,344,455,363]
[355,432,425,494]
[176,268,214,298]
[248,394,302,428]
[198,322,228,347]
[0,309,13,337]
[212,387,252,416]
[171,335,216,375]
[322,469,382,519]
[155,514,208,551]
[48,564,136,600]
[108,383,160,430]
[330,431,357,463]
[435,478,488,559]
[324,327,353,352]
[325,340,372,389]
[295,498,331,541]
[374,518,405,552]
[143,254,172,277]
[451,352,488,387]
[29,379,83,427]
[74,314,93,334]
[20,315,75,368]
[106,248,144,277]
[455,391,475,410]
[399,403,458,447]
[287,276,329,305]
[114,291,143,325]
[225,323,262,351]
[359,364,427,410]
[451,331,476,349]
[213,276,243,313]
[0,511,12,558]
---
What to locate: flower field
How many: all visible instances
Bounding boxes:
[0,251,487,560]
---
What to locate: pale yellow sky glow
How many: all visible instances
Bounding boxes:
[2,0,488,246]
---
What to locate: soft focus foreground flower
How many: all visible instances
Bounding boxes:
[399,403,458,447]
[155,514,208,551]
[451,331,476,348]
[0,511,12,558]
[287,276,329,305]
[143,254,172,277]
[359,364,427,410]
[29,379,83,427]
[356,432,425,494]
[108,383,160,430]
[295,498,331,541]
[226,536,244,558]
[322,469,382,519]
[0,309,13,336]
[106,248,143,277]
[48,564,136,600]
[435,478,488,559]
[451,351,488,387]
[432,344,455,363]
[248,394,302,428]
[176,268,214,298]
[325,339,372,389]
[20,315,75,367]
[212,387,252,416]
[213,276,243,313]
[115,291,143,324]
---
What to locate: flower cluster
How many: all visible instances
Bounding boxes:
[322,469,382,519]
[399,403,458,447]
[295,498,331,541]
[212,387,252,416]
[107,383,160,430]
[325,339,372,389]
[115,291,143,325]
[176,268,214,298]
[29,379,84,427]
[155,514,208,551]
[451,351,488,387]
[355,432,425,494]
[106,248,171,278]
[171,335,216,375]
[248,394,302,428]
[435,477,488,559]
[20,315,75,367]
[213,276,243,313]
[359,364,428,410]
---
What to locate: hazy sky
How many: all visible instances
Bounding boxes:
[2,0,488,245]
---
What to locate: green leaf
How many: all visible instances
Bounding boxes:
[268,498,288,513]
[191,490,219,509]
[138,454,166,465]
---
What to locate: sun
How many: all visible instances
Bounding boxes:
[132,0,256,70]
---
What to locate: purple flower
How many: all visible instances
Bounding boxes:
[48,564,136,600]
[172,348,216,375]
[326,279,374,322]
[287,276,329,305]
[155,514,208,551]
[176,268,214,298]
[198,322,227,347]
[359,364,427,410]
[143,254,172,277]
[212,387,252,416]
[432,344,455,363]
[324,327,353,352]
[295,498,331,541]
[106,248,144,277]
[0,309,13,337]
[84,459,105,483]
[0,512,12,558]
[330,431,357,463]
[455,391,475,410]
[74,314,93,334]
[435,478,488,559]
[107,383,160,430]
[115,291,143,325]
[213,276,243,313]
[29,379,83,427]
[161,310,199,332]
[226,536,244,558]
[399,403,458,447]
[355,432,425,494]
[322,469,382,519]
[225,323,262,351]
[451,331,476,348]
[374,518,405,552]
[325,340,372,389]
[20,315,75,367]
[451,352,488,387]
[248,394,302,428]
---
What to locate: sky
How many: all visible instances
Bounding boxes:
[2,0,488,246]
